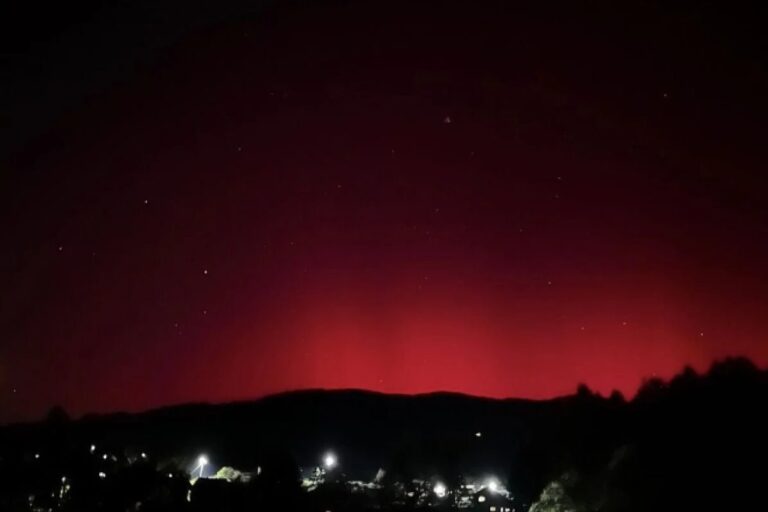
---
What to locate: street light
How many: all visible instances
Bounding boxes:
[195,455,209,478]
[323,452,337,470]
[433,482,447,498]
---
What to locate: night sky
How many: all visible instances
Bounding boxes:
[2,0,768,422]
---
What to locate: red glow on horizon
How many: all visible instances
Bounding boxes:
[3,1,768,423]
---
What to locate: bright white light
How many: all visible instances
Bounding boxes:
[34,453,40,460]
[90,444,96,454]
[194,455,209,478]
[323,452,337,469]
[98,472,106,479]
[478,495,486,503]
[475,431,482,438]
[487,480,499,493]
[141,452,147,459]
[433,482,447,498]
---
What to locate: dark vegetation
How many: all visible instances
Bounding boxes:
[0,357,766,511]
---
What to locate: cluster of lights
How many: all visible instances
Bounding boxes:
[31,444,512,509]
[58,476,71,501]
[108,446,508,508]
[431,477,502,501]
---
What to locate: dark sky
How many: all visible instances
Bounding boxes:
[2,0,768,422]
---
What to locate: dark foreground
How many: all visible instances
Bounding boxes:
[1,357,766,511]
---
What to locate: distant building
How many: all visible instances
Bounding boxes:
[471,488,516,512]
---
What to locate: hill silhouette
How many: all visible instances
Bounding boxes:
[1,357,766,511]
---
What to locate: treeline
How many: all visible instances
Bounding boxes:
[525,357,768,511]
